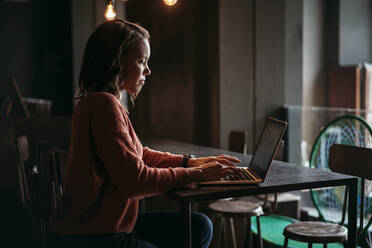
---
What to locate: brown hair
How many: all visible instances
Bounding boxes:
[76,19,150,100]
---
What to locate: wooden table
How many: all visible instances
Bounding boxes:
[144,138,358,248]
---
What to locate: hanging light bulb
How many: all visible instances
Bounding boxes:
[105,0,116,20]
[163,0,177,6]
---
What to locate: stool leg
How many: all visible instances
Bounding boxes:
[229,218,237,248]
[323,244,327,248]
[256,216,263,248]
[283,237,289,248]
[308,243,313,248]
[217,217,224,248]
[244,217,253,248]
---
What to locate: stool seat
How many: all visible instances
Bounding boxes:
[208,199,264,248]
[283,221,347,244]
[208,200,264,217]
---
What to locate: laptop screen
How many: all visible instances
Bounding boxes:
[249,119,286,180]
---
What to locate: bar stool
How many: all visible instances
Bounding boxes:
[282,144,372,247]
[283,221,347,248]
[209,199,264,248]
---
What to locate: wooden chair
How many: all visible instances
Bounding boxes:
[15,136,47,247]
[15,137,65,248]
[229,130,249,154]
[282,144,372,247]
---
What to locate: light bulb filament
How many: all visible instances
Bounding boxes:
[105,1,116,20]
[163,0,177,6]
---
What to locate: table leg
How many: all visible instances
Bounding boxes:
[182,202,192,248]
[348,178,358,247]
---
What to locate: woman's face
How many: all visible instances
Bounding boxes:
[121,39,151,95]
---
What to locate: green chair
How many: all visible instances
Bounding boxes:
[286,115,372,247]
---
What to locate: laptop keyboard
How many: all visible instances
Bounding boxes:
[222,168,255,181]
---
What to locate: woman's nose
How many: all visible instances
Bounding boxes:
[144,65,151,76]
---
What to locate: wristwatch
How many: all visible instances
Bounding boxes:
[182,154,195,168]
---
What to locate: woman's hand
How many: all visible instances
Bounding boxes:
[187,154,240,168]
[190,161,240,181]
[187,154,241,182]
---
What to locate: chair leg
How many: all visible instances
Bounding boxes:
[283,237,289,248]
[256,216,263,248]
[229,218,237,248]
[308,243,313,248]
[40,220,47,248]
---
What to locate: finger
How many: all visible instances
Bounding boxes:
[215,158,237,167]
[217,154,241,163]
[202,161,222,168]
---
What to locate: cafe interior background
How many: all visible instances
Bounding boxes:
[1,0,372,247]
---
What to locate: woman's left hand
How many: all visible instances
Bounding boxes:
[187,154,241,168]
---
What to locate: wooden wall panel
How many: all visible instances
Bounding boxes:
[329,65,360,109]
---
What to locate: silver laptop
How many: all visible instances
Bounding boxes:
[199,117,287,185]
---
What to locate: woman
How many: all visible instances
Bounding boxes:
[49,19,240,248]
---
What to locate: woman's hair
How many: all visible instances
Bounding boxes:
[77,19,150,100]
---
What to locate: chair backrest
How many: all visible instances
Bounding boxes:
[330,144,372,180]
[309,115,372,224]
[329,144,372,246]
[14,136,30,206]
[228,130,284,160]
[229,131,249,154]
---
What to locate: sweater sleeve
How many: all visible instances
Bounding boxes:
[142,147,182,168]
[91,95,200,198]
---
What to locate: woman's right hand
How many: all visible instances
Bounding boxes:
[190,161,239,181]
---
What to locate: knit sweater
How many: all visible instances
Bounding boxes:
[50,92,200,234]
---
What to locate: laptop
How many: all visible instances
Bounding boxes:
[199,117,287,185]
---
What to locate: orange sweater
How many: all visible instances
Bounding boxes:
[50,92,199,234]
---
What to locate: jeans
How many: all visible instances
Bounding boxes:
[48,211,213,248]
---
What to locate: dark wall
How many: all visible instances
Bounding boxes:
[0,1,34,98]
[126,0,219,146]
[0,0,73,115]
[32,0,73,114]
